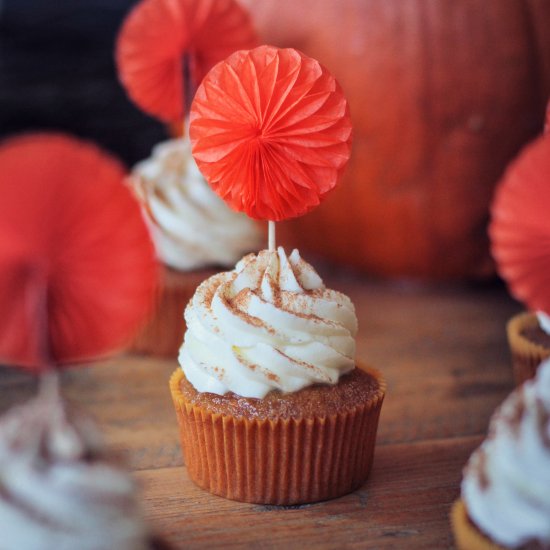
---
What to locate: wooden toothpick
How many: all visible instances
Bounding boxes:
[268,221,276,251]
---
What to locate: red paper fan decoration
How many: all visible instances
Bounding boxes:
[0,133,158,371]
[490,135,550,314]
[189,45,353,221]
[116,0,258,123]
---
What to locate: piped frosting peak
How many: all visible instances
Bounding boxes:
[179,247,357,398]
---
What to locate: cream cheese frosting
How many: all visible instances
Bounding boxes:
[131,137,260,271]
[0,394,148,550]
[461,358,550,548]
[179,247,357,398]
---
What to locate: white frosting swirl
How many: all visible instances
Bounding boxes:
[179,247,357,398]
[131,137,260,270]
[462,358,550,548]
[0,395,148,550]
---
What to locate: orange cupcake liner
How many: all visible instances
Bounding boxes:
[169,367,385,505]
[451,499,504,550]
[507,312,550,385]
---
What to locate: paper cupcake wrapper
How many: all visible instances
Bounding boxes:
[170,368,385,505]
[451,499,504,550]
[506,312,550,386]
[130,267,215,357]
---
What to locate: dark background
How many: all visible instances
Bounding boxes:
[0,0,165,166]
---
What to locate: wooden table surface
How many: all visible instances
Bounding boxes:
[0,270,521,549]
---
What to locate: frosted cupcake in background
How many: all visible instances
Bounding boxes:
[0,133,162,549]
[506,311,550,385]
[129,136,260,356]
[490,133,550,384]
[115,0,261,357]
[451,357,550,549]
[0,392,150,550]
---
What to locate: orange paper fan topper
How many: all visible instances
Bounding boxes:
[116,0,258,123]
[189,46,353,221]
[490,135,550,314]
[0,133,158,372]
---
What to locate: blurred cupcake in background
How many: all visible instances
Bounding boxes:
[506,312,550,386]
[115,0,260,357]
[451,357,550,549]
[0,133,162,549]
[490,132,550,385]
[128,135,260,356]
[0,389,151,550]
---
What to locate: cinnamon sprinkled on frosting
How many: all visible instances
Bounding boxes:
[179,248,357,399]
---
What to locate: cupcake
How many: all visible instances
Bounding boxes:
[128,137,260,356]
[490,134,550,385]
[115,0,260,357]
[167,46,380,504]
[0,391,150,550]
[170,247,385,504]
[0,134,166,548]
[507,311,550,385]
[451,357,550,550]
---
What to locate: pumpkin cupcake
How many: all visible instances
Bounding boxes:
[0,133,164,549]
[451,357,550,549]
[490,134,550,384]
[506,312,550,386]
[171,247,385,504]
[116,0,260,357]
[169,45,385,505]
[0,390,152,550]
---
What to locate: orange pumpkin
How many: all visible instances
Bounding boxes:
[241,0,550,279]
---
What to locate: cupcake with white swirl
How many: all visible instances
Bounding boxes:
[451,357,550,550]
[0,392,155,550]
[170,247,385,505]
[506,312,550,386]
[129,137,260,356]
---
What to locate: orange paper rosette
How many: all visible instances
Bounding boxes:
[116,0,258,123]
[490,135,550,314]
[189,45,353,221]
[0,133,158,371]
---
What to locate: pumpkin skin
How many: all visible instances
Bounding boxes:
[241,0,550,279]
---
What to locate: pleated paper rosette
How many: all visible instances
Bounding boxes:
[490,135,550,314]
[189,45,353,221]
[116,0,258,123]
[0,133,158,371]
